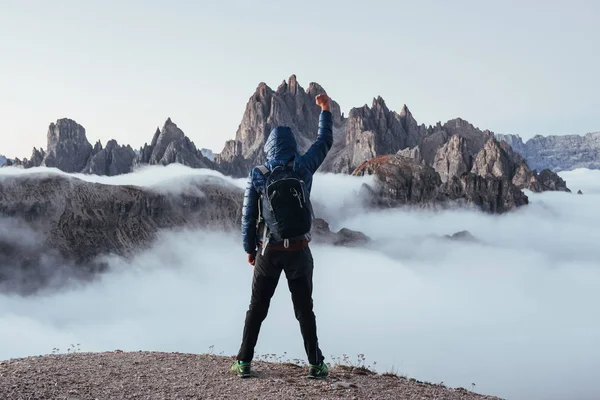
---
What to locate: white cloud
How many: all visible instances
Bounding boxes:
[559,168,600,195]
[1,165,600,400]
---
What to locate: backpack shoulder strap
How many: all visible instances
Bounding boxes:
[255,164,271,255]
[256,165,269,175]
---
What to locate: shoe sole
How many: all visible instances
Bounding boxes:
[236,370,251,378]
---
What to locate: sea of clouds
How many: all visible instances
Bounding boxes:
[1,165,599,400]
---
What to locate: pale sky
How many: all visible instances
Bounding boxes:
[1,0,598,159]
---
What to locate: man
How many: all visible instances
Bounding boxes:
[231,93,333,379]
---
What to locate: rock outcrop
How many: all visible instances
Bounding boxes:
[496,132,600,172]
[444,230,478,242]
[312,218,370,246]
[0,172,242,264]
[214,140,250,177]
[442,118,494,156]
[0,216,108,295]
[397,146,423,164]
[433,135,471,183]
[83,140,137,176]
[0,171,244,294]
[7,75,584,195]
[400,129,569,193]
[41,118,93,173]
[471,138,515,179]
[536,169,571,192]
[11,147,46,169]
[353,155,443,207]
[445,173,529,213]
[216,75,344,176]
[13,118,221,177]
[0,155,6,167]
[0,170,369,293]
[322,98,422,174]
[26,147,46,168]
[138,119,217,170]
[352,154,528,213]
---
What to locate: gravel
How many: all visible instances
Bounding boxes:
[0,351,504,400]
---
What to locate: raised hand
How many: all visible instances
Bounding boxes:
[316,93,331,112]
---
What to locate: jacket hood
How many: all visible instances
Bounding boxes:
[264,126,297,163]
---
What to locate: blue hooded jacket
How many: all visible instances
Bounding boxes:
[241,110,333,254]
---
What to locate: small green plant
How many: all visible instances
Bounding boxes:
[66,343,81,353]
[50,343,81,355]
[382,365,405,378]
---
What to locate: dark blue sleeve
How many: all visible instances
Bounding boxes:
[300,110,333,174]
[241,170,259,254]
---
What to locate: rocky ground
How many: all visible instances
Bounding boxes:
[0,351,503,400]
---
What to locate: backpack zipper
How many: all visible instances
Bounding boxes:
[291,188,303,208]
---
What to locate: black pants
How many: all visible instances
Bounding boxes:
[236,245,324,366]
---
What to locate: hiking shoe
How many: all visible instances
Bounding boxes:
[307,361,328,379]
[230,360,251,378]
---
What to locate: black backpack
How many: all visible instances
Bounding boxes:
[256,162,313,252]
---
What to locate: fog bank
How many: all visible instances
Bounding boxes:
[1,165,599,400]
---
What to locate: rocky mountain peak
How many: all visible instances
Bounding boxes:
[215,140,249,177]
[255,82,273,100]
[277,74,300,95]
[105,139,119,150]
[441,118,493,157]
[11,147,46,169]
[323,96,419,175]
[445,117,472,129]
[42,118,93,173]
[6,75,586,193]
[398,103,422,146]
[306,82,326,96]
[471,137,515,180]
[219,75,343,174]
[537,169,571,192]
[372,96,388,110]
[150,128,161,147]
[137,118,214,170]
[497,132,600,171]
[83,139,136,176]
[352,154,529,214]
[92,140,103,154]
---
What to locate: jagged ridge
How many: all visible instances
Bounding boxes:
[5,75,576,195]
[496,132,600,172]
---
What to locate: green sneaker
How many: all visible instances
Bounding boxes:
[230,360,251,378]
[307,361,329,379]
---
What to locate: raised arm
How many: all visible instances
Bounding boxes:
[241,169,259,258]
[300,94,334,174]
